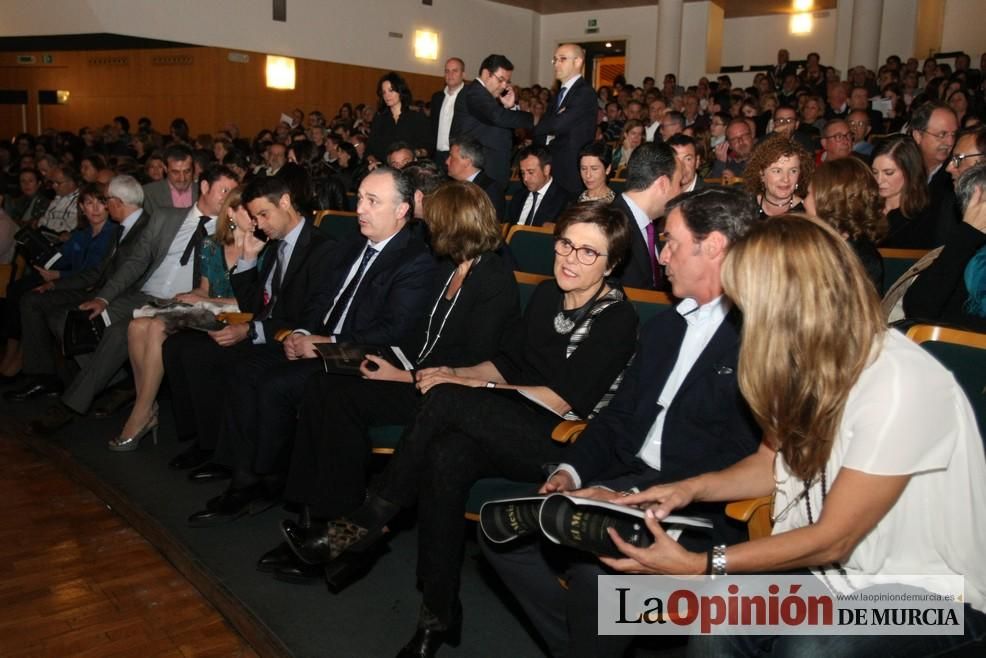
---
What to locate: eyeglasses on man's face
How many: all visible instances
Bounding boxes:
[919,129,957,142]
[823,132,852,142]
[554,237,607,265]
[950,152,985,167]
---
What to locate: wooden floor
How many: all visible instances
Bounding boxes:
[0,436,258,658]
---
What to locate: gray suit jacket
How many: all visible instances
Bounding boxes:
[96,206,191,304]
[142,179,199,216]
[55,210,153,292]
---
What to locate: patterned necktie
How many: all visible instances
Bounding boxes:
[521,191,540,225]
[323,246,377,333]
[259,241,287,320]
[645,222,661,289]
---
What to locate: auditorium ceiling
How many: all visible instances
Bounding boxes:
[490,0,837,18]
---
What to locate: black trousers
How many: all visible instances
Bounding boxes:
[1,271,43,339]
[373,384,567,627]
[213,346,323,478]
[283,373,422,519]
[162,331,254,447]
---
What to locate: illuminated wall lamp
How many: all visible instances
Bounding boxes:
[266,55,296,90]
[793,0,813,11]
[56,90,70,104]
[414,30,439,61]
[790,13,813,35]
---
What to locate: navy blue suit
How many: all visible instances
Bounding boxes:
[533,76,597,196]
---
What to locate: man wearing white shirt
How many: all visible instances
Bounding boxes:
[430,57,466,172]
[481,187,763,658]
[25,166,237,433]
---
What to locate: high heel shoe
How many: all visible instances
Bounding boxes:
[108,412,159,452]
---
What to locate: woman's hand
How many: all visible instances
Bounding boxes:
[33,265,60,282]
[599,511,706,575]
[359,354,411,383]
[618,479,700,519]
[415,366,483,395]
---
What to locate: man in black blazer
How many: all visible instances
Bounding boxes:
[505,145,573,226]
[450,54,533,187]
[162,175,337,471]
[430,57,466,173]
[533,44,598,196]
[667,134,707,194]
[609,142,682,291]
[446,136,506,219]
[481,187,763,658]
[186,167,436,525]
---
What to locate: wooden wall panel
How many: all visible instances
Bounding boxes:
[0,47,443,143]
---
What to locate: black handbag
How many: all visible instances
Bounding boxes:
[62,309,106,357]
[14,226,62,268]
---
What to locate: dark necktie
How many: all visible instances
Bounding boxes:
[521,191,540,225]
[554,86,568,113]
[645,222,662,289]
[323,246,377,333]
[180,215,211,284]
[259,241,287,321]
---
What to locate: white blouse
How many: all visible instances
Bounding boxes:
[772,330,986,612]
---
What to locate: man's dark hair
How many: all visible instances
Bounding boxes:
[163,143,193,165]
[517,145,552,168]
[958,126,986,157]
[666,134,697,150]
[113,116,130,133]
[200,163,238,187]
[386,141,415,157]
[665,186,759,244]
[222,149,250,172]
[909,100,955,133]
[479,54,514,76]
[450,136,485,169]
[192,148,215,172]
[242,175,292,207]
[276,162,314,213]
[624,142,678,192]
[643,76,655,86]
[401,160,446,197]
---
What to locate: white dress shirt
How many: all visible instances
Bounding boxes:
[141,203,216,300]
[322,231,398,335]
[517,179,553,225]
[436,83,463,152]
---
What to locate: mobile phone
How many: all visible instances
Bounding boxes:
[253,227,269,242]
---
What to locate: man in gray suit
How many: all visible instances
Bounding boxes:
[7,175,151,402]
[22,165,238,433]
[143,144,198,216]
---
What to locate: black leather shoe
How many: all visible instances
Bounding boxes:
[257,542,298,573]
[395,625,462,658]
[28,403,75,435]
[168,444,212,470]
[187,484,275,527]
[91,387,136,417]
[322,543,389,592]
[282,517,387,566]
[5,378,63,402]
[187,462,232,483]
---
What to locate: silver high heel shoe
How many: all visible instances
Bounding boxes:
[109,406,159,452]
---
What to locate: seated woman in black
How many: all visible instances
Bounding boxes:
[258,180,520,574]
[872,135,938,248]
[804,157,887,291]
[284,202,638,657]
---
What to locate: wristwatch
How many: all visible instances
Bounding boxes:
[246,321,258,342]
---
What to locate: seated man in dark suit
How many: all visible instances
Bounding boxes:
[142,144,198,216]
[506,145,572,226]
[184,167,437,525]
[666,134,706,194]
[481,187,763,658]
[162,175,337,472]
[446,136,505,219]
[609,142,682,291]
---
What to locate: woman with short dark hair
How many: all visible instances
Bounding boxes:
[366,72,431,165]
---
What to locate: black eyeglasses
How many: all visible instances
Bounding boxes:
[554,237,607,265]
[950,152,985,167]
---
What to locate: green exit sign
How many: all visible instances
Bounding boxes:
[588,19,597,28]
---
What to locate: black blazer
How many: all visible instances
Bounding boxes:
[451,80,533,183]
[609,194,657,290]
[300,223,437,345]
[472,170,506,220]
[533,76,598,196]
[430,89,447,151]
[231,218,336,340]
[506,180,572,226]
[564,307,761,488]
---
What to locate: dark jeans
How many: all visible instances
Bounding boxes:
[374,384,567,627]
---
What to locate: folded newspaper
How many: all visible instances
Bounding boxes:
[480,493,713,558]
[133,299,242,332]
